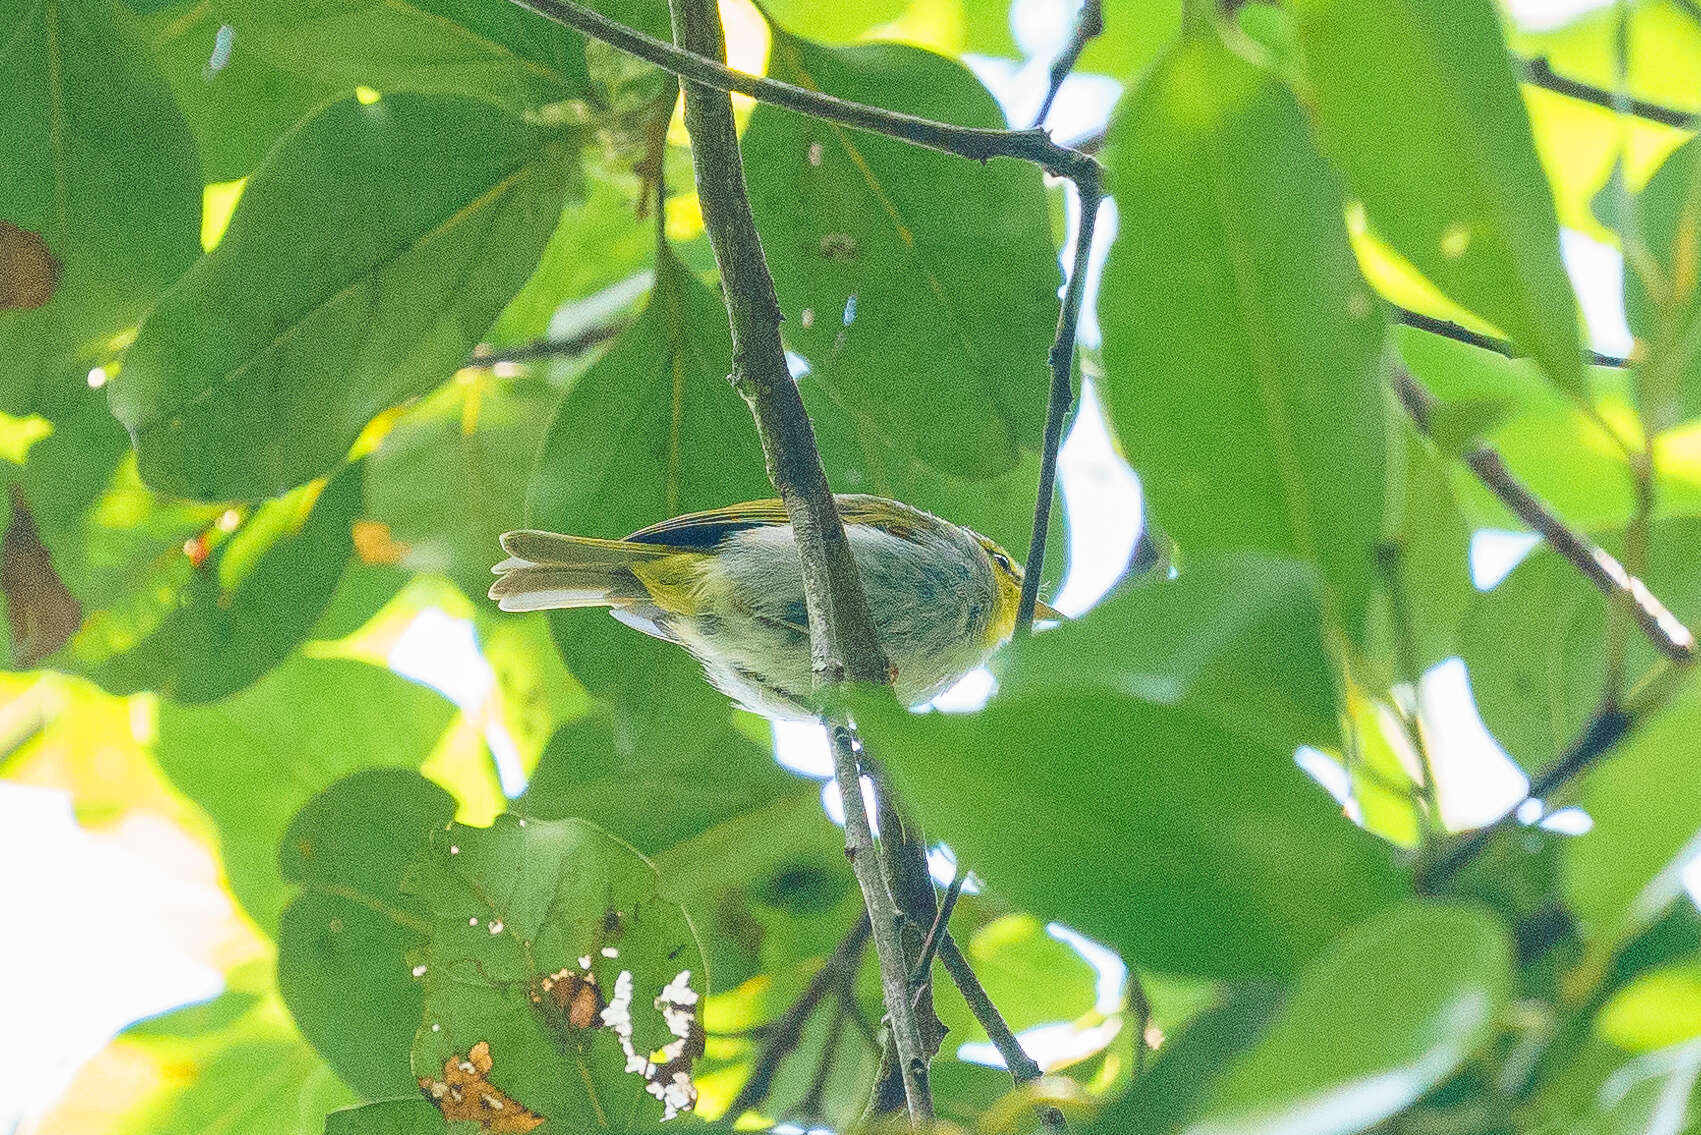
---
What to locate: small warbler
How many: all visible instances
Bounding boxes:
[490,495,1059,719]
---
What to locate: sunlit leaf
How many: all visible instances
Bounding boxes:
[111,93,576,500]
[156,656,455,929]
[1623,137,1701,433]
[1598,957,1701,1052]
[0,0,201,410]
[1289,0,1584,395]
[744,27,1060,478]
[1098,24,1388,639]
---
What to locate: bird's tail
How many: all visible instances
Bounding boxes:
[488,530,701,614]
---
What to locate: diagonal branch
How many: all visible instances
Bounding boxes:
[937,932,1067,1133]
[511,0,1098,181]
[1031,0,1103,129]
[1394,368,1696,664]
[663,0,930,1123]
[1519,55,1695,128]
[1394,306,1628,369]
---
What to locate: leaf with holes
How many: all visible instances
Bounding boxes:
[405,814,707,1132]
[110,92,575,501]
[0,0,201,410]
[1098,26,1388,639]
[743,27,1060,478]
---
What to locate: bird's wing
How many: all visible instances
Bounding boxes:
[625,496,925,549]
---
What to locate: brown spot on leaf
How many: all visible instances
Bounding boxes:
[818,233,859,260]
[3,487,81,666]
[535,967,604,1029]
[417,1041,544,1133]
[0,222,60,311]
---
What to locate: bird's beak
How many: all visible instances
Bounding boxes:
[1032,597,1065,622]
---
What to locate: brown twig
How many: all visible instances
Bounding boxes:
[1394,307,1628,369]
[463,320,628,369]
[1394,368,1696,665]
[510,0,1098,182]
[663,0,927,1121]
[726,915,871,1120]
[910,871,965,988]
[938,932,1068,1133]
[1017,170,1103,633]
[1031,0,1103,129]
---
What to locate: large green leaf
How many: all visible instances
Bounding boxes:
[278,769,456,1099]
[62,461,364,701]
[528,243,770,542]
[220,0,587,110]
[858,566,1405,978]
[0,0,201,410]
[155,656,455,930]
[1288,0,1584,395]
[1622,137,1701,433]
[111,92,575,500]
[137,0,344,182]
[1184,903,1511,1135]
[519,713,849,988]
[743,29,1060,478]
[324,1099,446,1135]
[1097,26,1388,639]
[405,814,708,1132]
[992,552,1341,750]
[367,373,559,604]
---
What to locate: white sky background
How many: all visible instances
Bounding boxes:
[6,0,1700,1125]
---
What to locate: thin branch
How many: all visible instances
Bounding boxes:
[1395,369,1696,665]
[1017,173,1104,633]
[464,320,627,368]
[938,932,1068,1133]
[726,914,871,1120]
[662,0,928,1122]
[1520,55,1695,129]
[1393,306,1628,369]
[1031,0,1103,129]
[511,0,1099,182]
[910,871,965,988]
[1417,705,1633,891]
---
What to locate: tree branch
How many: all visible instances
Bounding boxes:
[1394,368,1696,664]
[1031,0,1103,129]
[511,0,1098,182]
[464,320,628,369]
[726,914,871,1120]
[1017,173,1103,633]
[1519,55,1695,129]
[937,932,1068,1133]
[1394,306,1628,369]
[662,0,928,1122]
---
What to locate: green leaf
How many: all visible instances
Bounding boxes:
[519,712,848,988]
[1185,903,1512,1135]
[0,0,201,410]
[66,461,364,701]
[406,814,707,1132]
[1089,984,1285,1135]
[744,29,1060,478]
[367,373,560,604]
[1623,137,1701,432]
[137,0,344,182]
[110,93,576,500]
[324,1099,446,1135]
[1288,0,1584,395]
[278,769,456,1099]
[857,595,1405,978]
[760,0,908,44]
[992,552,1341,750]
[528,244,771,542]
[221,0,588,111]
[1076,0,1181,80]
[113,986,356,1135]
[156,656,455,930]
[1097,27,1388,639]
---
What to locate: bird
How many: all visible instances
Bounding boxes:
[489,494,1059,720]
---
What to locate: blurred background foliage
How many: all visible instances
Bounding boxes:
[4,0,1701,1132]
